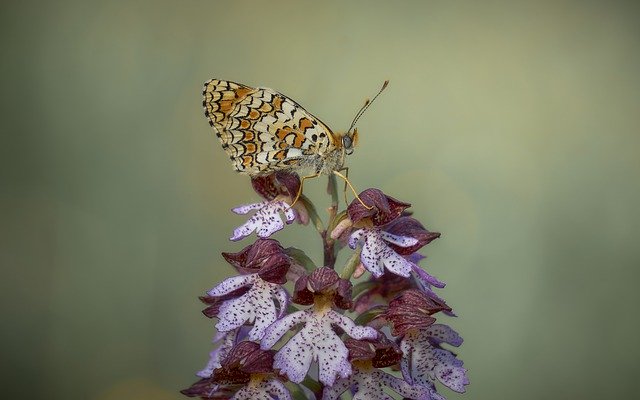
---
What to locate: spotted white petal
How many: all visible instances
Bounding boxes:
[207,274,258,297]
[323,367,432,400]
[260,379,292,400]
[232,202,267,214]
[401,328,469,393]
[353,229,416,278]
[348,228,365,249]
[215,279,283,341]
[273,286,290,319]
[232,378,292,400]
[380,230,419,247]
[268,309,375,386]
[261,310,307,349]
[426,324,463,347]
[231,201,296,241]
[196,330,237,378]
[328,312,378,340]
[321,375,351,400]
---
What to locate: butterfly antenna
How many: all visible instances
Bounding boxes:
[347,80,389,133]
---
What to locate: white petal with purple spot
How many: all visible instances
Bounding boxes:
[197,329,237,378]
[264,308,375,386]
[351,229,417,278]
[214,278,284,341]
[208,274,258,297]
[230,201,296,241]
[322,367,432,400]
[401,328,469,393]
[232,378,292,400]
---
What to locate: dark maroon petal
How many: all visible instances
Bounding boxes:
[292,274,314,305]
[371,342,403,368]
[347,188,410,226]
[334,278,353,310]
[222,243,252,271]
[213,341,273,384]
[292,267,353,308]
[251,172,301,200]
[211,367,250,385]
[222,341,261,367]
[242,347,276,374]
[257,253,290,284]
[345,337,375,361]
[251,174,280,200]
[383,289,452,336]
[345,333,402,368]
[215,340,276,375]
[222,239,291,280]
[384,217,441,255]
[308,266,340,293]
[274,171,301,199]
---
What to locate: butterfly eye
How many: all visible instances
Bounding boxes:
[342,135,353,149]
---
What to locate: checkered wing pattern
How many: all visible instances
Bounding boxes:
[203,79,337,175]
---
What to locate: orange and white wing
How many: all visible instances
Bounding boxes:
[203,79,336,175]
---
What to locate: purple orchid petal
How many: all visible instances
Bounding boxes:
[411,263,446,289]
[230,201,295,241]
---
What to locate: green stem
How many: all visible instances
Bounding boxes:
[339,247,362,280]
[323,174,340,268]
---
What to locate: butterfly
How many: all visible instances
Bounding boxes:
[202,79,387,205]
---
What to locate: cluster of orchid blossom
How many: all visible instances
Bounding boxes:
[183,172,468,400]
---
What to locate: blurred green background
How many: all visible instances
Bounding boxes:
[2,0,639,399]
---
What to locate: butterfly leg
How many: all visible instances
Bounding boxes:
[336,167,350,206]
[332,170,373,210]
[290,173,320,207]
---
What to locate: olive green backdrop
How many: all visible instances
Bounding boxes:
[2,0,639,399]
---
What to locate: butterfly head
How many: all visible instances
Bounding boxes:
[343,80,388,156]
[341,128,359,155]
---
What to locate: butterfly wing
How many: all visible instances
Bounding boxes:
[203,79,337,175]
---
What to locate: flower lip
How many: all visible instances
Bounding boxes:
[382,289,452,336]
[383,216,441,255]
[222,239,291,284]
[345,331,402,368]
[347,188,410,226]
[251,171,301,201]
[292,267,353,310]
[230,201,296,241]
